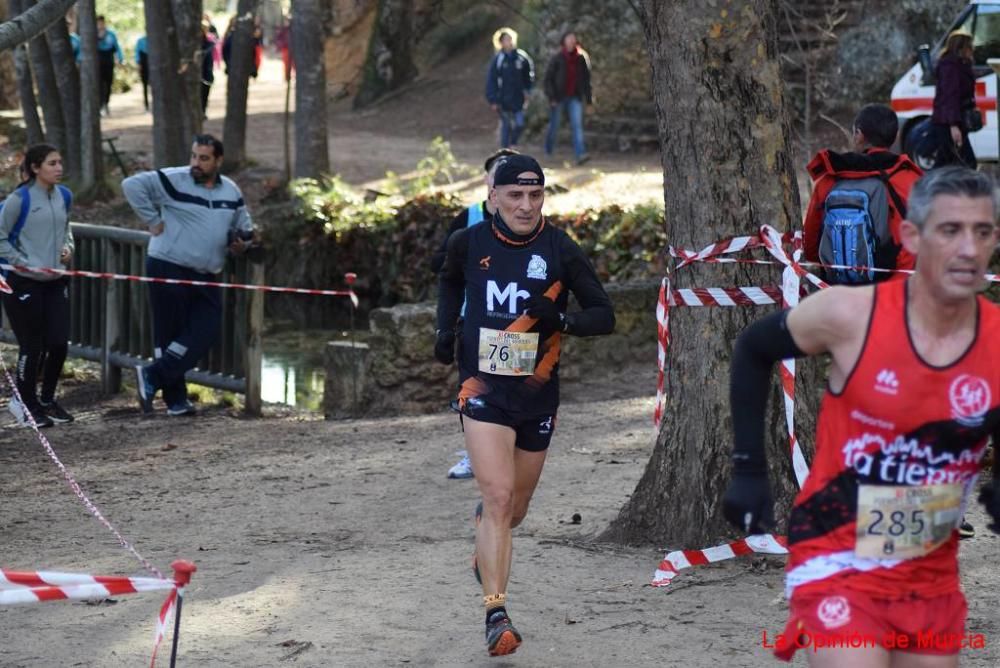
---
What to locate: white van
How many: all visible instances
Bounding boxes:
[891,1,1000,165]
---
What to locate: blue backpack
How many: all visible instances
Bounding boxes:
[0,184,72,274]
[818,172,903,284]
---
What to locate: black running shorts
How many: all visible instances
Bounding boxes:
[459,398,557,452]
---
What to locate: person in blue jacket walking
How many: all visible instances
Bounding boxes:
[96,15,124,115]
[485,28,534,149]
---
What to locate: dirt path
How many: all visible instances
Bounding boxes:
[1,381,999,667]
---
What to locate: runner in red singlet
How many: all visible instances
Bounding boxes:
[723,166,1000,667]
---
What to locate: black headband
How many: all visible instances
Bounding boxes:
[493,155,545,187]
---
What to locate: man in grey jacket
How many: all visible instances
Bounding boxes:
[122,134,254,415]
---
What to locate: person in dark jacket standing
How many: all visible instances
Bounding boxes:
[200,22,217,117]
[932,29,978,169]
[485,28,534,149]
[0,144,76,428]
[543,31,592,165]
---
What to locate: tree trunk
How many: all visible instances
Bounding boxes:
[13,40,42,144]
[44,11,80,179]
[291,0,329,178]
[222,0,260,169]
[77,0,103,192]
[0,0,76,52]
[0,0,18,110]
[22,0,64,153]
[171,0,204,141]
[353,0,417,108]
[144,0,204,166]
[602,0,818,548]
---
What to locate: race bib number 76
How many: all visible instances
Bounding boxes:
[478,327,538,376]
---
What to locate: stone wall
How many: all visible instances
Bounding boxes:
[324,280,660,418]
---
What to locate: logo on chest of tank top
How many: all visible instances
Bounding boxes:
[526,254,547,280]
[874,369,899,396]
[486,279,530,316]
[949,374,991,427]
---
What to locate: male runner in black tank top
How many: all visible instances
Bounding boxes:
[435,154,615,656]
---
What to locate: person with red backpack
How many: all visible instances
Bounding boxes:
[803,104,923,283]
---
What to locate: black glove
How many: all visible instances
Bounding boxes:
[524,295,564,332]
[979,481,1000,534]
[434,329,456,365]
[722,473,774,534]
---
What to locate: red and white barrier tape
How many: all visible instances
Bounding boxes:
[0,564,195,668]
[0,570,175,604]
[0,263,359,307]
[759,225,824,488]
[652,226,817,586]
[652,534,788,587]
[653,278,669,427]
[0,351,191,664]
[671,235,762,270]
[0,352,163,579]
[151,589,179,667]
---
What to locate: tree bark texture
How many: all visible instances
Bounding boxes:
[0,0,18,110]
[291,0,329,178]
[603,0,821,548]
[13,41,42,143]
[222,0,260,169]
[353,0,417,108]
[144,0,204,166]
[44,11,79,178]
[23,0,64,153]
[77,0,102,191]
[0,0,75,53]
[170,0,204,142]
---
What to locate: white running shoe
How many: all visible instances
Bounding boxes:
[8,397,25,424]
[447,452,474,479]
[8,398,54,428]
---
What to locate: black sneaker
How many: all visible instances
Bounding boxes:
[485,610,522,657]
[39,400,74,424]
[167,401,197,417]
[959,521,975,539]
[9,399,54,428]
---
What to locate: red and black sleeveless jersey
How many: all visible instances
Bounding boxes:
[786,279,1000,600]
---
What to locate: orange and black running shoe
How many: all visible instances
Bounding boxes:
[486,610,522,656]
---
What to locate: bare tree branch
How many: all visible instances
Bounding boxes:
[0,0,77,53]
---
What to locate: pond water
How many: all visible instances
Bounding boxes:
[261,327,354,410]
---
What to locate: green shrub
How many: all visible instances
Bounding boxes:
[547,203,667,282]
[270,178,665,326]
[384,137,477,198]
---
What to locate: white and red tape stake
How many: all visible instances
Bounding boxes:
[0,350,196,666]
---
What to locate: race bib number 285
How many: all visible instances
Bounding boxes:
[855,484,963,560]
